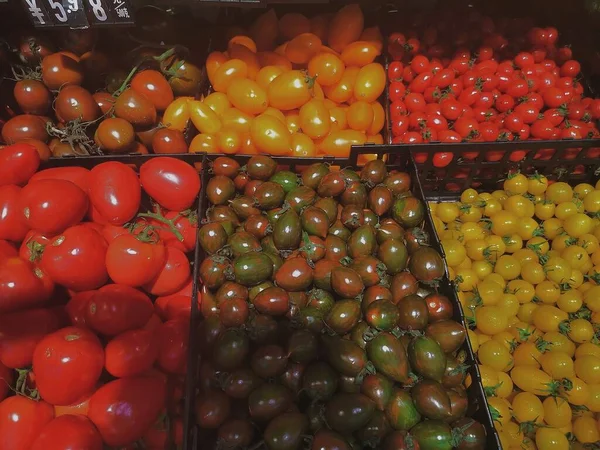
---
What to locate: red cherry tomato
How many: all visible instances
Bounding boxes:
[0,396,54,450]
[389,81,406,102]
[432,152,453,168]
[156,319,189,375]
[440,98,462,121]
[140,157,200,212]
[31,415,102,450]
[105,329,159,378]
[543,87,568,108]
[388,61,404,81]
[106,234,167,287]
[560,60,581,77]
[0,185,29,242]
[531,118,556,139]
[0,143,40,187]
[453,117,479,139]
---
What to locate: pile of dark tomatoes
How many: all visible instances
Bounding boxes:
[197,155,486,450]
[386,7,600,167]
[0,144,200,449]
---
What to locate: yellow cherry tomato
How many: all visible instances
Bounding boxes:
[163,96,192,131]
[239,132,258,155]
[441,239,467,267]
[532,305,568,333]
[543,218,564,240]
[496,371,514,398]
[535,427,569,450]
[318,130,367,157]
[535,201,555,220]
[543,331,576,357]
[228,35,257,53]
[299,99,330,139]
[340,41,380,67]
[221,108,252,134]
[491,210,518,236]
[584,286,600,311]
[575,354,600,384]
[307,53,345,87]
[290,133,316,157]
[475,306,508,335]
[353,63,385,103]
[206,51,228,84]
[520,261,545,284]
[495,254,521,280]
[503,234,523,253]
[544,256,572,284]
[285,110,301,134]
[576,342,600,359]
[367,101,385,135]
[564,213,594,238]
[261,107,286,123]
[212,59,248,93]
[189,100,222,134]
[345,100,373,132]
[513,341,542,368]
[227,79,268,116]
[546,181,574,203]
[580,233,599,254]
[527,174,549,195]
[511,392,544,423]
[573,416,600,444]
[250,115,292,155]
[498,293,520,318]
[504,195,534,218]
[327,3,364,53]
[475,279,503,305]
[454,268,478,291]
[517,303,538,324]
[583,189,600,213]
[472,260,494,279]
[557,290,583,313]
[535,280,561,305]
[228,44,260,80]
[560,377,589,405]
[511,366,553,396]
[268,70,313,110]
[189,133,218,153]
[488,397,512,427]
[504,173,528,195]
[216,128,241,154]
[507,279,535,304]
[479,339,514,372]
[203,92,231,117]
[543,396,572,428]
[256,66,284,91]
[555,201,578,219]
[567,318,595,344]
[540,351,575,379]
[323,67,359,103]
[585,383,600,412]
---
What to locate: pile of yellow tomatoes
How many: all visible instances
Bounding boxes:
[183,4,386,157]
[429,174,600,450]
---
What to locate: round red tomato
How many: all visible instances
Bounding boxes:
[131,70,174,112]
[41,225,108,291]
[0,396,54,450]
[142,246,190,296]
[157,319,189,375]
[432,152,453,167]
[55,85,101,123]
[389,81,406,102]
[404,93,426,113]
[106,234,166,287]
[388,61,403,81]
[0,257,54,314]
[18,179,88,235]
[543,87,567,108]
[1,115,49,144]
[530,118,556,139]
[31,415,102,450]
[86,284,154,336]
[0,185,29,242]
[14,79,52,115]
[88,375,166,447]
[440,98,461,120]
[140,157,200,212]
[89,162,141,225]
[105,329,158,378]
[454,117,479,139]
[560,60,581,77]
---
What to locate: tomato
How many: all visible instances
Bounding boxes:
[150,128,187,154]
[33,326,103,406]
[160,98,191,134]
[535,427,569,450]
[131,70,174,112]
[454,117,479,139]
[155,278,195,321]
[432,152,453,167]
[86,284,154,336]
[560,60,581,77]
[327,4,364,52]
[212,59,249,93]
[0,143,37,191]
[140,157,200,212]
[0,241,17,263]
[354,63,385,103]
[0,256,55,313]
[307,53,344,87]
[388,61,403,81]
[299,99,331,139]
[0,186,29,242]
[290,133,315,157]
[156,319,189,374]
[31,414,102,450]
[65,290,93,327]
[41,52,83,90]
[0,307,67,368]
[188,100,222,135]
[250,114,292,155]
[54,85,100,123]
[285,33,321,64]
[268,70,313,110]
[93,118,135,154]
[92,91,114,115]
[319,129,366,157]
[142,246,190,296]
[14,79,51,115]
[106,233,166,287]
[105,329,158,378]
[1,114,49,144]
[341,41,379,67]
[41,225,108,292]
[89,162,141,225]
[0,396,54,450]
[88,375,166,447]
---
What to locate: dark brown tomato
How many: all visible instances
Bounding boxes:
[341,205,364,230]
[206,176,236,205]
[161,57,203,96]
[200,289,220,319]
[61,29,96,55]
[264,412,309,450]
[300,235,326,262]
[340,181,368,207]
[246,313,279,345]
[197,316,224,357]
[338,374,360,394]
[114,88,157,129]
[411,380,452,420]
[347,224,377,259]
[199,256,230,290]
[94,118,135,153]
[234,172,249,191]
[329,220,352,241]
[215,281,248,305]
[378,239,408,275]
[212,156,240,179]
[301,163,330,190]
[151,128,187,154]
[55,85,100,123]
[228,231,261,257]
[405,228,430,254]
[408,247,445,282]
[198,222,228,255]
[41,52,83,90]
[391,272,419,304]
[376,219,404,244]
[285,186,317,213]
[286,291,308,320]
[51,141,88,157]
[325,299,361,334]
[105,70,128,94]
[222,368,263,399]
[280,362,305,395]
[14,80,51,115]
[254,182,285,210]
[397,294,429,330]
[447,387,468,422]
[207,205,240,225]
[324,235,347,261]
[303,361,339,401]
[361,159,388,185]
[195,389,231,429]
[213,329,250,371]
[301,206,329,238]
[313,197,338,225]
[361,373,394,411]
[306,288,335,313]
[313,259,342,291]
[317,172,346,197]
[248,281,274,301]
[383,431,414,450]
[392,196,425,228]
[425,293,453,322]
[135,125,160,150]
[365,300,400,331]
[442,356,468,389]
[325,393,376,434]
[1,115,49,143]
[246,155,277,180]
[131,70,174,111]
[252,286,290,316]
[356,410,392,447]
[311,429,351,450]
[244,215,271,239]
[20,138,51,161]
[230,196,261,220]
[331,266,364,298]
[321,335,367,377]
[217,419,254,449]
[244,180,264,197]
[363,209,378,226]
[274,257,313,291]
[368,186,393,216]
[251,344,288,378]
[248,384,293,422]
[287,329,318,364]
[425,320,466,354]
[350,256,386,287]
[383,171,411,195]
[452,418,486,450]
[219,298,249,328]
[363,285,394,308]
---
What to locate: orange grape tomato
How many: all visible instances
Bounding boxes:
[360,26,384,53]
[228,44,260,80]
[313,82,325,101]
[226,79,268,115]
[261,107,286,123]
[240,132,259,155]
[354,63,386,103]
[319,129,366,157]
[249,9,278,52]
[267,70,312,110]
[228,35,257,53]
[368,101,385,135]
[366,133,383,144]
[299,99,331,139]
[309,14,330,42]
[347,100,374,132]
[206,51,228,84]
[278,13,311,41]
[323,67,359,104]
[329,106,348,130]
[256,52,292,72]
[163,96,192,131]
[211,59,248,93]
[221,108,253,134]
[285,33,322,65]
[189,100,222,134]
[291,133,316,157]
[256,66,284,91]
[308,53,345,87]
[328,4,364,53]
[189,133,218,153]
[216,128,242,154]
[204,92,231,116]
[341,41,380,67]
[285,110,301,134]
[274,43,288,56]
[250,114,292,155]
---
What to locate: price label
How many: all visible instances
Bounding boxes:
[86,0,134,26]
[22,0,133,27]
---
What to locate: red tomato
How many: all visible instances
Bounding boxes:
[31,414,102,450]
[155,211,197,253]
[431,68,454,88]
[506,79,529,98]
[454,117,479,139]
[88,375,166,447]
[432,152,453,168]
[440,98,462,120]
[18,180,88,235]
[390,100,408,118]
[543,87,567,108]
[0,143,40,187]
[458,87,481,106]
[589,99,600,120]
[408,112,427,130]
[404,93,426,113]
[86,284,154,336]
[143,313,163,333]
[19,230,52,262]
[0,258,54,314]
[504,113,524,133]
[409,72,433,93]
[514,103,539,124]
[101,223,129,244]
[155,277,195,321]
[514,52,535,68]
[33,326,103,406]
[89,162,141,226]
[0,362,12,402]
[438,130,461,142]
[401,131,423,144]
[142,246,190,296]
[41,225,108,292]
[140,157,200,212]
[479,122,500,141]
[65,290,94,327]
[388,61,404,81]
[106,234,166,287]
[0,241,17,263]
[105,329,159,378]
[543,108,565,126]
[560,60,581,77]
[30,167,90,193]
[410,55,430,74]
[0,396,54,450]
[131,70,174,112]
[0,185,29,242]
[157,319,189,375]
[389,81,407,102]
[530,118,556,139]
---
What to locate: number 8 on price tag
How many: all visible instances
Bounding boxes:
[88,0,107,21]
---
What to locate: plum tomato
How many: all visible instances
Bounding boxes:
[131,70,174,112]
[94,118,135,154]
[30,166,90,192]
[140,157,200,212]
[142,246,190,296]
[41,52,83,90]
[30,415,103,450]
[104,329,159,378]
[151,128,188,154]
[1,115,49,145]
[0,185,30,242]
[105,234,167,287]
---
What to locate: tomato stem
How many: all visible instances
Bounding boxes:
[137,211,185,243]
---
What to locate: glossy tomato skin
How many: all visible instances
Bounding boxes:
[157,211,197,252]
[156,319,189,375]
[154,277,196,321]
[0,258,54,314]
[0,185,30,242]
[41,225,108,291]
[19,230,53,262]
[0,143,40,187]
[151,128,188,154]
[55,85,101,123]
[41,52,83,90]
[18,179,88,235]
[114,88,157,129]
[33,326,104,406]
[30,414,103,450]
[30,167,90,193]
[86,284,154,336]
[105,329,159,378]
[106,234,166,287]
[140,157,200,211]
[14,79,52,115]
[88,375,167,447]
[0,396,54,450]
[131,70,174,112]
[142,246,190,296]
[65,290,94,327]
[1,115,49,144]
[89,162,141,225]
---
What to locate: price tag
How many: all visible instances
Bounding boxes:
[62,0,89,28]
[21,0,52,27]
[86,0,134,26]
[22,0,134,27]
